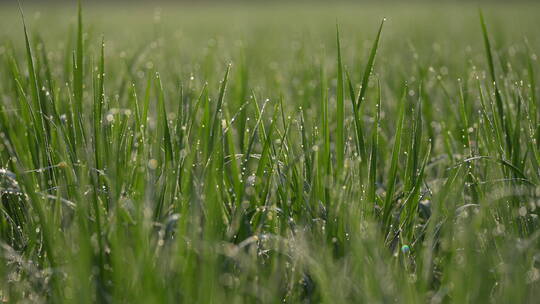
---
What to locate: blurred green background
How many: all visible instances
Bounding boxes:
[1,1,538,89]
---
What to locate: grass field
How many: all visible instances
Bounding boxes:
[1,1,540,302]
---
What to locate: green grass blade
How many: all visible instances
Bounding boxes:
[382,88,406,229]
[355,18,385,110]
[335,24,345,173]
[208,65,231,158]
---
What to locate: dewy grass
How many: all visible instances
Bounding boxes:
[1,2,540,303]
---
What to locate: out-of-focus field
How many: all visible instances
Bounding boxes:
[1,3,539,85]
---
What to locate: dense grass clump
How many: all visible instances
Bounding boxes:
[1,2,540,303]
